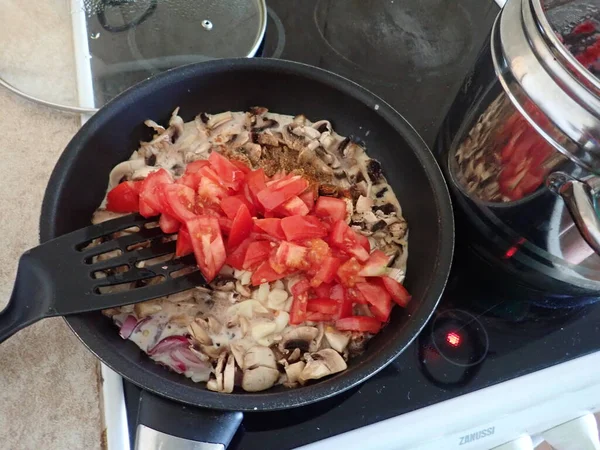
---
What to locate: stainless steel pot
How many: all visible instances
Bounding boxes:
[437,0,600,296]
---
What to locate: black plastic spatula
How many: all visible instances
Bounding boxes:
[0,214,205,343]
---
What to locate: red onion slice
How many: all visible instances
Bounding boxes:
[119,315,138,339]
[147,335,190,356]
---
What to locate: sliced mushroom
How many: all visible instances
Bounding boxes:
[188,318,212,345]
[251,320,277,343]
[279,326,319,352]
[223,354,236,393]
[356,195,374,214]
[287,348,301,363]
[242,366,280,392]
[299,349,347,383]
[107,159,148,190]
[235,280,252,297]
[242,142,263,163]
[389,220,408,240]
[200,344,225,359]
[291,125,321,140]
[243,345,277,370]
[310,323,325,352]
[206,111,233,129]
[168,109,185,142]
[324,327,351,353]
[144,119,166,134]
[230,339,253,368]
[312,120,332,134]
[284,361,306,386]
[210,276,236,292]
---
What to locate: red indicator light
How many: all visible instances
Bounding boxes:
[446,331,461,347]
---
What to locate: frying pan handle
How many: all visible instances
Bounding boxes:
[547,172,600,256]
[134,390,243,450]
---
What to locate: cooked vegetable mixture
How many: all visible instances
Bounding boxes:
[94,107,410,392]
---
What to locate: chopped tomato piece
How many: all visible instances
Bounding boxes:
[251,261,288,286]
[184,160,211,174]
[305,238,331,268]
[208,151,245,190]
[289,293,308,325]
[358,250,390,277]
[313,282,333,298]
[271,241,309,273]
[177,173,200,190]
[175,227,193,257]
[314,196,347,222]
[139,169,174,216]
[355,233,370,252]
[305,311,333,322]
[307,298,339,314]
[336,257,363,287]
[347,287,367,304]
[381,276,412,307]
[228,204,253,249]
[356,282,392,322]
[186,215,226,282]
[335,316,382,333]
[220,195,256,219]
[311,256,341,287]
[299,189,315,210]
[226,238,252,270]
[330,220,370,262]
[139,198,156,218]
[291,278,311,297]
[257,176,309,210]
[254,218,286,240]
[159,213,180,233]
[160,184,197,223]
[106,181,142,213]
[197,176,228,205]
[331,284,352,319]
[281,216,328,241]
[218,216,232,235]
[230,159,251,174]
[243,241,273,270]
[245,168,267,203]
[276,196,310,216]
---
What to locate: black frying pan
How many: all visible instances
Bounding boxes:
[38,59,453,448]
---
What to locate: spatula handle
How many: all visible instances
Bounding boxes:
[0,252,53,343]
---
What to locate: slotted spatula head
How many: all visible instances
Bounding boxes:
[0,214,206,343]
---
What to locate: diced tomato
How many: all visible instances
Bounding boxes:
[175,227,193,257]
[220,195,255,219]
[242,241,273,270]
[228,204,253,249]
[335,316,382,333]
[305,238,331,268]
[186,215,226,282]
[139,198,156,218]
[160,184,196,223]
[291,278,311,297]
[159,213,180,233]
[289,293,308,325]
[177,173,200,190]
[218,216,232,235]
[276,196,310,216]
[305,311,333,322]
[311,256,341,287]
[271,241,309,273]
[226,238,252,270]
[314,196,347,223]
[257,176,309,210]
[246,168,267,203]
[208,151,245,191]
[281,216,328,241]
[358,250,390,277]
[299,189,315,210]
[139,169,174,216]
[269,170,286,182]
[230,159,251,174]
[330,220,370,262]
[106,181,142,213]
[381,276,412,307]
[356,282,392,322]
[251,261,289,286]
[313,282,332,298]
[197,176,228,205]
[184,160,211,174]
[336,257,363,287]
[307,298,339,314]
[347,287,367,304]
[331,284,352,319]
[253,218,286,240]
[355,233,370,252]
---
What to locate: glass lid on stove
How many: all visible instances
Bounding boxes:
[0,0,266,112]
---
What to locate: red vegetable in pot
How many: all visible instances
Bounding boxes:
[106,181,142,213]
[335,316,382,333]
[186,215,226,282]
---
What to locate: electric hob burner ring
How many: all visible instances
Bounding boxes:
[430,309,489,368]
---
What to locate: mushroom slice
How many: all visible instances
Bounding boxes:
[324,327,351,353]
[230,340,253,368]
[251,320,277,343]
[292,125,321,140]
[242,366,280,392]
[243,345,277,370]
[356,195,374,214]
[310,323,326,352]
[299,349,347,383]
[188,318,213,345]
[107,159,148,190]
[133,301,162,319]
[223,354,236,394]
[279,326,319,353]
[284,361,306,385]
[206,111,233,129]
[287,348,301,363]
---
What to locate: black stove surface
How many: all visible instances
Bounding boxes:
[121,1,600,448]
